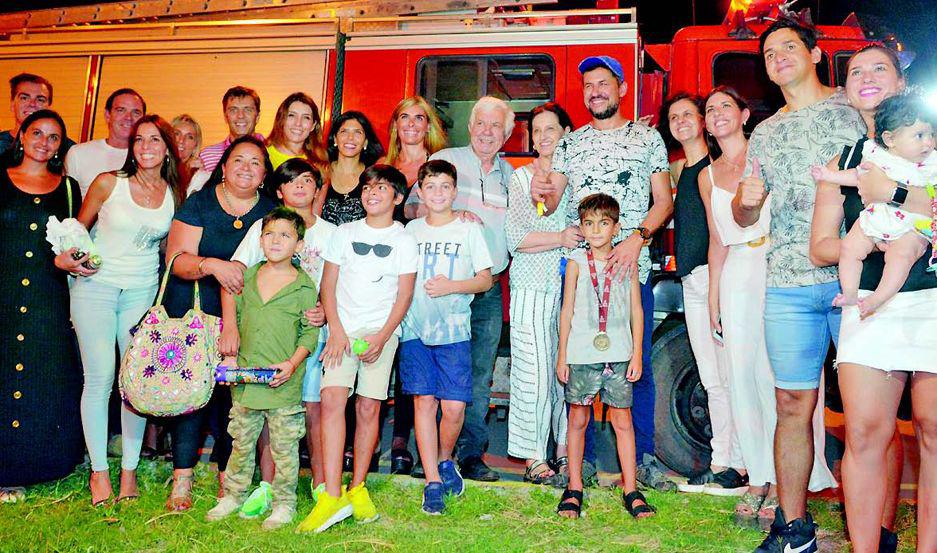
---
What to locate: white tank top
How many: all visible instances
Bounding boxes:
[708,166,771,247]
[90,175,174,289]
[565,248,633,365]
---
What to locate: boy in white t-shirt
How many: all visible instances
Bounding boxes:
[297,165,418,533]
[221,158,336,519]
[401,160,493,515]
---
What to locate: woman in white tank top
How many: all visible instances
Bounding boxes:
[69,115,182,506]
[698,88,837,529]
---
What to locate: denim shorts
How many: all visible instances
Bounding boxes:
[764,281,841,390]
[399,339,472,403]
[301,338,327,403]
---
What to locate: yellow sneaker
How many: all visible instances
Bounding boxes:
[346,482,380,523]
[295,490,352,533]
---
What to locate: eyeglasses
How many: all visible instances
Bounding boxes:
[478,166,507,209]
[352,242,392,258]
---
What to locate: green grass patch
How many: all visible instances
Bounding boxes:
[0,461,919,552]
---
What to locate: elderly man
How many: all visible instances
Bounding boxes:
[0,73,76,157]
[406,96,514,481]
[531,56,675,492]
[65,88,146,197]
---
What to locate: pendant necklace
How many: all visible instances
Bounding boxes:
[221,183,259,229]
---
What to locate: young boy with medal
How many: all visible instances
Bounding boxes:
[555,193,655,520]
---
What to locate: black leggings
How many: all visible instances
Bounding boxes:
[165,386,233,471]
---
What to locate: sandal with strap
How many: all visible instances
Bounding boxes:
[757,494,779,532]
[556,488,583,519]
[524,460,555,485]
[623,490,656,519]
[549,456,569,487]
[733,491,764,528]
[166,474,194,512]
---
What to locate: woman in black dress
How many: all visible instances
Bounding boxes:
[0,109,84,501]
[160,135,276,510]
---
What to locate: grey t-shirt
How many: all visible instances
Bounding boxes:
[746,90,865,288]
[552,121,669,285]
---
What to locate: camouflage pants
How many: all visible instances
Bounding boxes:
[223,403,306,509]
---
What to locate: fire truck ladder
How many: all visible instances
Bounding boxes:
[0,0,558,32]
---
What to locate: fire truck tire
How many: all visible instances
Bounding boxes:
[651,318,713,478]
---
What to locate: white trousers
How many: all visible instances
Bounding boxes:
[719,245,777,486]
[507,288,567,460]
[721,242,836,490]
[682,266,741,469]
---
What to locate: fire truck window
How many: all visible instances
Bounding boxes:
[417,54,554,152]
[712,52,831,129]
[833,52,856,87]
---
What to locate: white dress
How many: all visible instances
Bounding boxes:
[858,142,937,241]
[711,177,837,490]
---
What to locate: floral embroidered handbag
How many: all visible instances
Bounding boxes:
[119,253,222,416]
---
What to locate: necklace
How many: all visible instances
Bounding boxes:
[221,183,259,229]
[133,174,162,207]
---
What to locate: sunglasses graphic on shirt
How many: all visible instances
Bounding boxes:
[352,242,393,257]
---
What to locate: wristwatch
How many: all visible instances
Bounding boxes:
[888,181,909,208]
[633,226,651,240]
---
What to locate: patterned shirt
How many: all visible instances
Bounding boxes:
[198,133,264,173]
[552,121,669,284]
[504,164,569,293]
[746,91,865,288]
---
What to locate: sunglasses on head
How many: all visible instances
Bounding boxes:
[352,241,393,258]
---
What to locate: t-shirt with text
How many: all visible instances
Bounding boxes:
[402,217,493,345]
[322,219,418,334]
[552,121,668,284]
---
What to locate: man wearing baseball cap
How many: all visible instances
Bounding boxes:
[530,55,675,494]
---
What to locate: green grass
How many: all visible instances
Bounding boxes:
[0,461,919,552]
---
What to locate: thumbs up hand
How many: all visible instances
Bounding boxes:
[737,157,768,211]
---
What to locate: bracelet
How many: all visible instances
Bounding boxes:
[197,256,208,276]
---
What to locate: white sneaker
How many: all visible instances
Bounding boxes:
[206,496,242,521]
[262,505,296,530]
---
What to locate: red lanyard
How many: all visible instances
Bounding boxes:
[586,249,612,333]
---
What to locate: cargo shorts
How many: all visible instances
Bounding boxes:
[565,361,633,409]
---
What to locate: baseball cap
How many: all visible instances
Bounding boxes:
[578,56,624,82]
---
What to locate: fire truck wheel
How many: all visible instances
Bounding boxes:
[651,318,713,478]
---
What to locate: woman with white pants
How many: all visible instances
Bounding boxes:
[70,115,181,506]
[659,93,741,494]
[699,87,836,529]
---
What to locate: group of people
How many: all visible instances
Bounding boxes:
[655,20,937,553]
[0,15,935,552]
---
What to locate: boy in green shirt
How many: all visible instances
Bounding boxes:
[206,207,319,530]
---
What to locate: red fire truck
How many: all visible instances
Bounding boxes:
[0,0,871,476]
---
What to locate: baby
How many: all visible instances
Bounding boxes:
[812,94,937,317]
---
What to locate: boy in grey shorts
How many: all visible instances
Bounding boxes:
[555,193,654,520]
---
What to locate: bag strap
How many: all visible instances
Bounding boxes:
[153,252,205,310]
[65,177,74,218]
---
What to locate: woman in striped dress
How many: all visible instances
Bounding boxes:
[505,103,580,483]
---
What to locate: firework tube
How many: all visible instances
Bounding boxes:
[214,366,277,384]
[352,338,370,355]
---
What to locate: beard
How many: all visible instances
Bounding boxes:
[588,98,619,120]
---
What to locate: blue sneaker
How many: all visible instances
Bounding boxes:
[422,482,445,515]
[438,460,464,497]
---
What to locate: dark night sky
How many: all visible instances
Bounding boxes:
[6,0,937,84]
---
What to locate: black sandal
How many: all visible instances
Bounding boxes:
[391,448,414,475]
[623,490,656,519]
[556,489,583,518]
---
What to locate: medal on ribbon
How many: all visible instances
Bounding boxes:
[586,249,613,352]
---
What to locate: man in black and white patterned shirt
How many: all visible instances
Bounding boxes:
[531,55,674,494]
